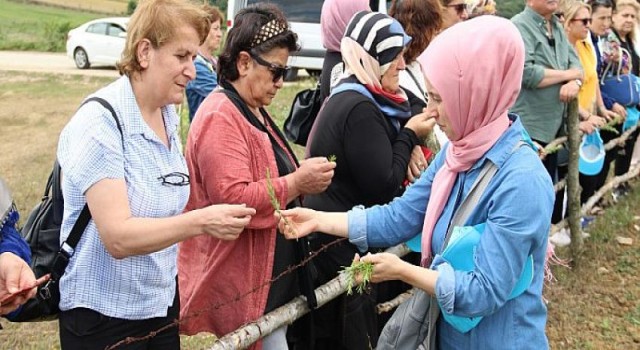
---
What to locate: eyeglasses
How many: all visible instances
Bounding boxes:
[248,51,290,83]
[446,3,467,15]
[157,172,190,187]
[571,18,592,26]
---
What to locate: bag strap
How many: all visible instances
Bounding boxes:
[51,97,122,281]
[441,161,498,250]
[442,140,526,249]
[423,140,526,348]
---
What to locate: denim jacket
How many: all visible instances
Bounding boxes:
[348,116,553,349]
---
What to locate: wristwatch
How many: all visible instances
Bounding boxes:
[574,79,583,88]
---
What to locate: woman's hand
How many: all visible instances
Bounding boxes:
[612,103,627,121]
[559,80,580,102]
[360,252,406,283]
[0,252,37,315]
[276,207,320,239]
[198,204,256,240]
[404,110,437,139]
[406,145,427,183]
[293,157,336,195]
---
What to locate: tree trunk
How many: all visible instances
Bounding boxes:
[566,99,583,261]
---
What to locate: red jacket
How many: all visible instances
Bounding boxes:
[178,91,295,349]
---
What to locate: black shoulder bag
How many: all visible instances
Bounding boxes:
[8,97,122,322]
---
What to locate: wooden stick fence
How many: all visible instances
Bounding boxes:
[204,101,640,349]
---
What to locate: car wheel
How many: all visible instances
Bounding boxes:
[74,48,90,69]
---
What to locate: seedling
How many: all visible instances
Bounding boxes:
[328,154,337,162]
[342,260,374,295]
[266,168,295,239]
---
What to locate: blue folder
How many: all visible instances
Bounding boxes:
[439,223,534,333]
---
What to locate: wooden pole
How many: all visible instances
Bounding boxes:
[566,99,583,260]
[209,244,411,349]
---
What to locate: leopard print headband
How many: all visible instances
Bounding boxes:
[251,19,288,48]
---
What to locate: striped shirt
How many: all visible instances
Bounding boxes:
[57,76,189,319]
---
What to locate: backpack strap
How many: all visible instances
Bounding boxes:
[442,139,526,247]
[50,97,122,281]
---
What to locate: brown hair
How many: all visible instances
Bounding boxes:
[390,0,443,63]
[118,0,211,76]
[203,3,224,26]
[218,3,298,83]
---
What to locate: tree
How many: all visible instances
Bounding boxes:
[496,0,526,19]
[209,0,227,15]
[127,0,137,15]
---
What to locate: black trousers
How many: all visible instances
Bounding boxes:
[59,282,180,350]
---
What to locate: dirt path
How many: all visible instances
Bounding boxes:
[0,50,120,78]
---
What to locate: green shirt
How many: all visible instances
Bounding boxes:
[511,6,582,143]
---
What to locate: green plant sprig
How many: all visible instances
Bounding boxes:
[600,116,622,135]
[341,260,374,295]
[266,168,296,240]
[328,154,337,162]
[599,123,620,135]
[544,145,563,155]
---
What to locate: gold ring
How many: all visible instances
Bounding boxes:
[416,162,424,168]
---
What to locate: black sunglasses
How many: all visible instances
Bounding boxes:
[248,51,290,82]
[446,3,466,15]
[571,18,592,26]
[157,172,190,187]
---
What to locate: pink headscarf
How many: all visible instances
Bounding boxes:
[417,16,525,266]
[320,0,370,52]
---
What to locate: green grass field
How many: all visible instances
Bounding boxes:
[0,0,109,52]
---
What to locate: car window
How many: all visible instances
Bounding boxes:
[87,22,108,35]
[107,24,126,37]
[246,0,322,23]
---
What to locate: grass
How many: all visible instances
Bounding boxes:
[545,183,640,349]
[0,0,105,52]
[30,0,129,15]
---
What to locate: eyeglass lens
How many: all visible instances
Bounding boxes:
[249,51,290,82]
[158,172,190,186]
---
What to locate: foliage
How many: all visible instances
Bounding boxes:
[209,0,227,15]
[0,0,99,52]
[496,0,525,19]
[43,21,72,51]
[342,260,374,295]
[126,0,137,15]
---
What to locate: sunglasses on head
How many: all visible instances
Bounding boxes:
[446,3,466,15]
[571,18,592,25]
[248,51,290,82]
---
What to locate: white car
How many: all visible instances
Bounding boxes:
[66,17,129,69]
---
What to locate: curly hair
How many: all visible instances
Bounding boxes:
[117,0,210,77]
[217,3,299,83]
[389,0,444,63]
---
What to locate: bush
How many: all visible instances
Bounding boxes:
[127,0,137,15]
[43,21,72,52]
